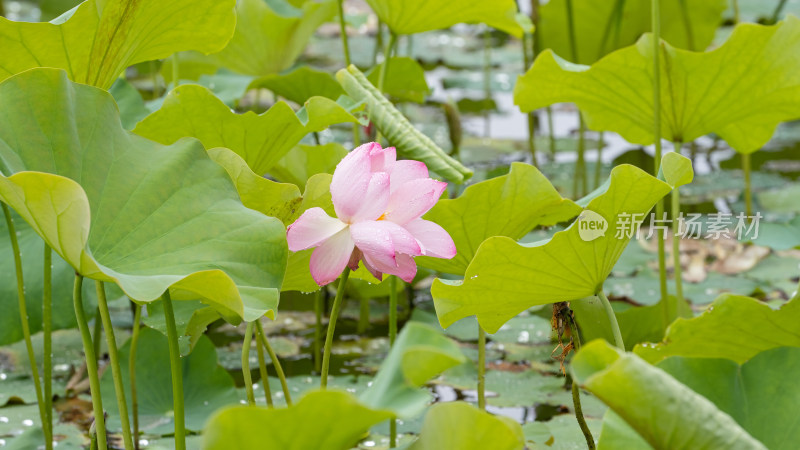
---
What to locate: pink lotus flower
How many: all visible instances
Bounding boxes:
[287,142,456,285]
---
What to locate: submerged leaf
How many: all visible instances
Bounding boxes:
[515,17,800,153]
[202,390,392,450]
[0,69,286,321]
[572,340,766,450]
[134,84,361,175]
[634,294,800,364]
[418,162,580,275]
[0,0,236,89]
[431,162,674,333]
[409,402,525,450]
[337,65,473,183]
[365,0,523,37]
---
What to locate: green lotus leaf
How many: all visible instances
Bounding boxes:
[192,0,336,77]
[359,322,466,417]
[0,213,97,345]
[431,162,673,333]
[408,402,525,450]
[634,294,800,364]
[657,347,800,450]
[417,162,581,275]
[248,66,344,104]
[202,390,393,450]
[538,0,727,65]
[572,340,766,450]
[337,65,473,183]
[659,151,694,188]
[109,78,150,130]
[0,69,286,322]
[270,143,348,190]
[366,57,431,104]
[208,147,302,226]
[515,17,800,154]
[364,0,523,37]
[0,0,236,89]
[101,328,239,435]
[134,84,362,175]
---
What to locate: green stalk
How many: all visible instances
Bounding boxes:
[242,322,256,406]
[671,141,685,308]
[3,205,47,441]
[161,290,186,450]
[597,289,625,349]
[376,33,398,143]
[336,0,361,147]
[521,33,537,165]
[255,328,273,408]
[483,27,492,138]
[772,0,788,24]
[743,152,752,218]
[565,0,579,63]
[171,53,179,88]
[321,267,351,388]
[594,132,605,188]
[478,325,486,410]
[732,0,740,24]
[43,245,53,450]
[567,319,594,449]
[389,276,399,448]
[256,321,292,406]
[574,117,587,197]
[96,281,134,450]
[358,298,370,334]
[547,107,556,158]
[372,20,384,66]
[73,275,107,450]
[314,290,323,373]
[93,307,101,363]
[651,0,670,329]
[130,303,142,450]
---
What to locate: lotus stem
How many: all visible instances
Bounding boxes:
[547,106,556,158]
[483,27,492,138]
[93,306,102,363]
[242,322,256,406]
[389,276,400,447]
[321,267,351,388]
[574,117,587,197]
[651,0,670,330]
[255,326,273,408]
[335,0,361,147]
[672,141,685,309]
[478,325,486,410]
[256,321,292,406]
[597,289,625,350]
[172,53,179,88]
[130,302,142,450]
[73,275,107,450]
[743,152,752,219]
[161,290,186,450]
[314,289,323,373]
[772,0,788,24]
[594,132,605,188]
[358,298,370,334]
[96,281,134,449]
[42,245,53,450]
[567,319,595,449]
[3,204,48,444]
[521,32,537,165]
[376,32,398,143]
